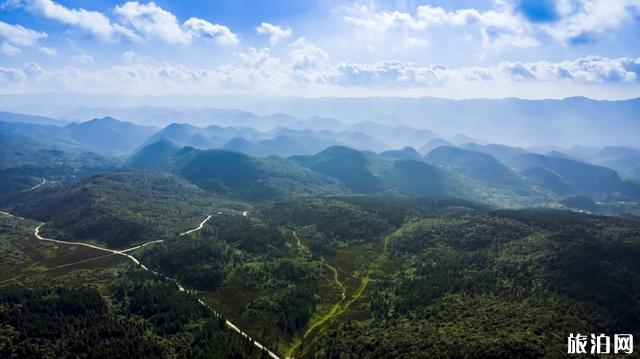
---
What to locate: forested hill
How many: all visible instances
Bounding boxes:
[10,170,231,248]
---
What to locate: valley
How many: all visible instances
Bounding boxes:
[1,102,639,358]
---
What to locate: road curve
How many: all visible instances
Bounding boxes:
[179,214,212,236]
[24,213,280,359]
[24,178,46,192]
[34,223,145,265]
[0,211,24,220]
[287,231,347,358]
[293,231,345,300]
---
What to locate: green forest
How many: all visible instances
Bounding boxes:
[1,131,639,358]
[0,269,266,358]
[3,189,639,358]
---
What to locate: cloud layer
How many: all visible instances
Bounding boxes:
[1,52,638,97]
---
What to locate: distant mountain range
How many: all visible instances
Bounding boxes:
[1,108,639,214]
[128,138,640,209]
[0,115,157,155]
[0,111,67,126]
[2,94,637,147]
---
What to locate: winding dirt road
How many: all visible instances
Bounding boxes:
[288,230,392,358]
[24,178,46,192]
[287,231,347,358]
[1,211,280,359]
[293,231,345,300]
[179,214,212,236]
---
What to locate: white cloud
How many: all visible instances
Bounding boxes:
[328,61,448,86]
[120,50,160,65]
[115,1,238,45]
[70,51,94,64]
[0,20,47,46]
[0,66,27,83]
[1,41,22,56]
[24,0,238,45]
[114,1,189,43]
[236,47,279,68]
[342,0,640,48]
[0,56,637,97]
[256,22,292,45]
[289,37,328,70]
[184,18,239,45]
[0,0,23,11]
[23,62,45,77]
[29,0,140,42]
[38,46,57,56]
[539,0,640,43]
[121,50,136,63]
[343,2,537,48]
[326,56,640,87]
[507,56,640,82]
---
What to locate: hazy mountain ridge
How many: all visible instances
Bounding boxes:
[4,94,637,147]
[65,117,158,154]
[1,107,639,213]
[0,114,157,155]
[0,110,67,126]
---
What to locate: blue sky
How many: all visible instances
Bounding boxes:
[0,0,639,98]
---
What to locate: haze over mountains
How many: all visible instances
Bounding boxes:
[1,94,639,147]
[2,96,640,358]
[1,97,639,217]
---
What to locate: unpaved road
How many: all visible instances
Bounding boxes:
[1,211,280,359]
[288,231,347,358]
[179,215,212,236]
[24,178,46,192]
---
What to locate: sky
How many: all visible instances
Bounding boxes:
[0,0,639,99]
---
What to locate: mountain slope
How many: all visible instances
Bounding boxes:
[569,146,640,179]
[0,121,72,147]
[390,160,456,197]
[511,153,640,200]
[0,110,67,126]
[12,170,221,248]
[291,146,382,193]
[419,138,454,154]
[380,147,422,161]
[144,123,263,149]
[462,143,528,163]
[127,138,180,169]
[65,117,157,154]
[0,134,120,203]
[222,135,342,157]
[163,147,348,200]
[426,146,525,187]
[425,146,551,205]
[291,146,487,201]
